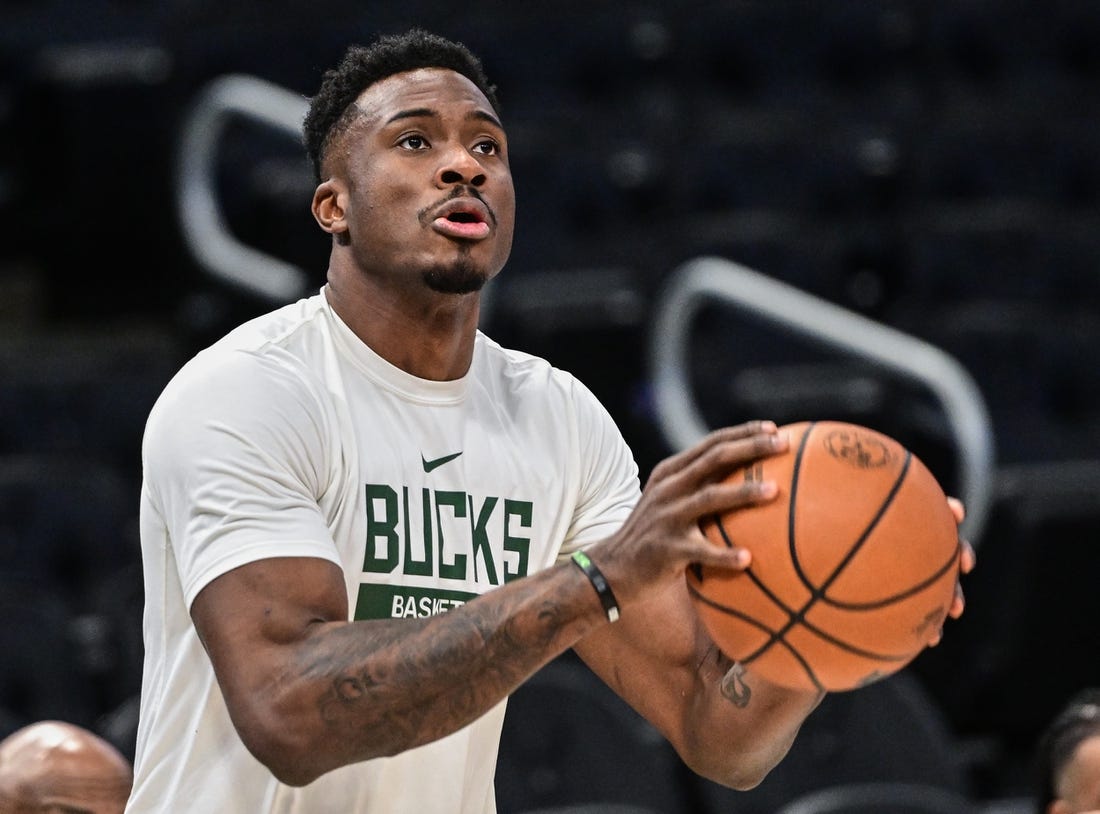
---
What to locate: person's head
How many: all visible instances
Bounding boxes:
[1036,689,1100,814]
[0,720,133,813]
[303,29,514,299]
[303,28,501,185]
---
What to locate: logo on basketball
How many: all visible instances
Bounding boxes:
[824,429,892,469]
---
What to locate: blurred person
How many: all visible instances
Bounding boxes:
[0,720,132,813]
[1036,688,1100,814]
[126,28,973,813]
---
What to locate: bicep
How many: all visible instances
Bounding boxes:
[191,557,349,709]
[147,351,339,604]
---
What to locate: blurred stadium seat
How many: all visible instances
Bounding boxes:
[496,654,690,814]
[774,781,975,814]
[692,671,971,814]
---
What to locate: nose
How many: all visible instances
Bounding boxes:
[435,144,486,188]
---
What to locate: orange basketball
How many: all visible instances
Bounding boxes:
[686,420,960,693]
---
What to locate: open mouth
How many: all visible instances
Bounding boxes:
[431,200,492,240]
[432,213,490,240]
[446,211,481,224]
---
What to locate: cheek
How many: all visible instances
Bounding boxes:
[349,156,415,208]
[495,178,517,235]
[493,198,516,264]
[350,178,417,236]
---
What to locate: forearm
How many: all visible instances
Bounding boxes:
[680,645,824,789]
[575,582,823,793]
[238,561,606,784]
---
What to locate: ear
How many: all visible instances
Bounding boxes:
[311,179,348,237]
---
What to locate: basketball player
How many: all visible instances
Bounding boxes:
[0,720,132,813]
[1035,689,1100,814]
[126,28,973,812]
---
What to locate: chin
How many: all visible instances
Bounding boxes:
[422,259,490,294]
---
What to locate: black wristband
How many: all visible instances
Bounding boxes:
[571,550,620,623]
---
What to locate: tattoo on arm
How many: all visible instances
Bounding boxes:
[699,644,752,709]
[308,591,574,755]
[720,661,751,708]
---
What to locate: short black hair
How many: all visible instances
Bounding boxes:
[1034,688,1100,813]
[303,28,500,182]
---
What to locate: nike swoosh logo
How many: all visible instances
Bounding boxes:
[422,451,463,473]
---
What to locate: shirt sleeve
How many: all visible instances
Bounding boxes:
[142,347,343,609]
[555,376,642,561]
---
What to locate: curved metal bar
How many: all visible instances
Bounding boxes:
[650,255,995,546]
[176,74,310,303]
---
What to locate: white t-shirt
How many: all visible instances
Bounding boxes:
[127,290,640,813]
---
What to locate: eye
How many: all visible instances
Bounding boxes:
[398,134,429,151]
[472,139,500,157]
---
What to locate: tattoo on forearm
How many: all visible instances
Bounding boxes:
[720,662,751,708]
[308,590,573,756]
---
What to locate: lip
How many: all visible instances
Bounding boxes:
[429,197,493,241]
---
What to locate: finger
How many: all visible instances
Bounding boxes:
[944,538,973,621]
[959,539,976,574]
[691,540,752,572]
[683,476,779,527]
[666,429,788,501]
[948,582,965,619]
[651,420,780,484]
[644,439,777,514]
[690,515,754,572]
[947,496,966,525]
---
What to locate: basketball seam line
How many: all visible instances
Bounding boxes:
[728,430,919,687]
[746,433,912,667]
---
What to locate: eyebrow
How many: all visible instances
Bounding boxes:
[384,107,504,131]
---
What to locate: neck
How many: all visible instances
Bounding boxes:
[324,276,481,382]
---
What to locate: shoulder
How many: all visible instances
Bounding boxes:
[153,296,331,417]
[473,331,601,409]
[143,295,338,465]
[473,332,636,482]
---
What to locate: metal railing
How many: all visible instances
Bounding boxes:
[176,74,311,303]
[650,255,995,546]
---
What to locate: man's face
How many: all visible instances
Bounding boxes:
[324,67,515,295]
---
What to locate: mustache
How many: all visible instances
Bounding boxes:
[418,185,497,227]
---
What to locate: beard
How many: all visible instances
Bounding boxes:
[421,256,489,295]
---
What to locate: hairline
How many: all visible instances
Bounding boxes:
[322,67,502,177]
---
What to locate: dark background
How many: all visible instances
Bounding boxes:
[1,1,1098,811]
